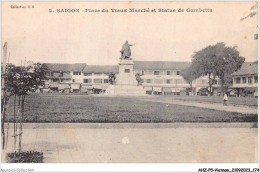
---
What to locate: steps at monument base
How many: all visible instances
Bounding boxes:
[105,85,147,96]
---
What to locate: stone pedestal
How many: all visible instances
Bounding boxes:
[105,85,146,96]
[105,59,147,96]
[116,60,137,85]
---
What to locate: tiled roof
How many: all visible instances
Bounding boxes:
[44,63,86,72]
[133,61,190,70]
[232,62,258,76]
[83,65,119,73]
[44,61,191,73]
[43,61,257,76]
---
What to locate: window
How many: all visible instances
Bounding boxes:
[72,79,75,83]
[83,79,92,83]
[146,79,152,83]
[248,77,252,84]
[84,73,92,76]
[125,69,130,73]
[60,79,64,82]
[242,77,246,84]
[94,73,102,76]
[73,72,81,75]
[254,76,258,83]
[154,71,159,75]
[94,79,102,84]
[166,79,171,84]
[166,71,171,75]
[236,77,241,84]
[104,79,109,83]
[176,71,180,75]
[52,79,58,82]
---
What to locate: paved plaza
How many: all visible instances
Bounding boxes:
[1,123,258,163]
[1,95,258,163]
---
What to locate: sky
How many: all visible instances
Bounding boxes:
[2,1,258,65]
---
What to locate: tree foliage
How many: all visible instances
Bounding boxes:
[4,63,48,96]
[181,64,200,84]
[240,2,258,21]
[191,42,245,94]
[1,63,47,151]
[181,65,200,95]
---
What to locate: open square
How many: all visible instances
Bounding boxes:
[1,1,258,169]
[5,95,258,123]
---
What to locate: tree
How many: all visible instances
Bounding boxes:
[2,62,47,155]
[240,2,258,21]
[191,42,245,95]
[191,45,218,95]
[181,65,200,96]
[241,2,258,40]
[213,44,245,93]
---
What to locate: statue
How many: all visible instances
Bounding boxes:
[120,40,134,60]
[135,73,142,86]
[108,72,116,85]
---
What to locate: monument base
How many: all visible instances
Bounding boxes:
[105,57,147,96]
[117,59,138,85]
[105,85,147,96]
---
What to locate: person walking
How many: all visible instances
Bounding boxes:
[223,92,228,106]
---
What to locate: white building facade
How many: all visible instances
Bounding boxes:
[231,62,258,97]
[43,61,220,95]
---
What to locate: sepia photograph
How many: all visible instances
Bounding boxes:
[1,0,259,172]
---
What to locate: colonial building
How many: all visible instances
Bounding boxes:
[42,61,214,95]
[42,61,257,97]
[231,62,258,97]
[81,65,118,93]
[43,63,86,93]
[133,61,211,95]
[80,61,213,95]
